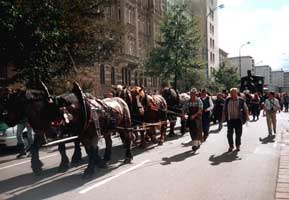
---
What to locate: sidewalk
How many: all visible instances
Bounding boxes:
[276,125,289,200]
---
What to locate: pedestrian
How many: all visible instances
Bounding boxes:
[222,88,249,152]
[263,92,280,136]
[200,89,214,141]
[275,93,282,113]
[182,88,203,152]
[16,122,34,158]
[251,93,260,121]
[214,93,225,131]
[283,93,289,112]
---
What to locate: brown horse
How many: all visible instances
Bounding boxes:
[128,86,167,147]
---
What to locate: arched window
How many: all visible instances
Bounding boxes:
[100,64,105,84]
[111,67,115,85]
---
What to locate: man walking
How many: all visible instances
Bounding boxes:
[16,122,34,158]
[264,92,280,136]
[214,93,225,131]
[182,88,203,152]
[222,88,249,152]
[200,89,214,141]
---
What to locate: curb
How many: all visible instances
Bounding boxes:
[276,130,289,200]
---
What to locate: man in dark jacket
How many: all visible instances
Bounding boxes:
[214,93,225,131]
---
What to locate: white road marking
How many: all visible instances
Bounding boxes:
[0,153,57,171]
[78,159,151,194]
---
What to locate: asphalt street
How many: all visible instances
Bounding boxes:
[0,113,287,200]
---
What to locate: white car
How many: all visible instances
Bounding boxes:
[0,124,29,147]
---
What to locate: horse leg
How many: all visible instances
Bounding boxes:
[119,130,133,164]
[30,134,43,175]
[58,143,69,172]
[139,130,146,148]
[168,119,176,137]
[150,127,157,143]
[103,132,112,162]
[159,122,167,145]
[71,138,82,164]
[82,137,98,179]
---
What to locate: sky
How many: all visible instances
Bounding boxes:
[218,0,289,70]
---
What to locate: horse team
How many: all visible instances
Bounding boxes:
[0,82,191,178]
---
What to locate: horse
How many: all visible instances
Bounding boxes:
[1,82,133,178]
[161,87,190,135]
[0,86,84,175]
[128,86,167,147]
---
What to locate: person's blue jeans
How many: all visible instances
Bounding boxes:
[16,123,34,148]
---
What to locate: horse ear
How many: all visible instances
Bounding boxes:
[39,81,51,98]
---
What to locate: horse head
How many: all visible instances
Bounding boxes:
[161,87,180,107]
[129,86,146,116]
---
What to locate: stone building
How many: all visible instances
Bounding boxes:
[93,0,166,96]
[186,0,221,78]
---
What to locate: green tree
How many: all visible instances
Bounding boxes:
[145,1,203,90]
[0,0,122,87]
[214,63,240,91]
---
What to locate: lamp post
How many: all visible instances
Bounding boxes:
[239,41,251,77]
[207,4,225,17]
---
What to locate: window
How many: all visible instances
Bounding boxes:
[122,67,127,85]
[118,7,121,21]
[100,64,105,84]
[127,69,131,85]
[134,71,138,85]
[111,67,115,85]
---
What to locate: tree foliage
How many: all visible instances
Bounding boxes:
[214,62,240,91]
[145,1,203,89]
[0,0,122,87]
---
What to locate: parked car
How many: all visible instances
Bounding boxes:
[0,122,29,147]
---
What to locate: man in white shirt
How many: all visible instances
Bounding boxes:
[264,92,280,136]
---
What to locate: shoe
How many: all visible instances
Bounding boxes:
[236,146,240,151]
[192,145,200,152]
[273,129,276,134]
[228,147,234,152]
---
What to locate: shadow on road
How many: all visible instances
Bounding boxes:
[209,151,241,166]
[161,150,198,165]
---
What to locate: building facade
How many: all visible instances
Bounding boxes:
[92,0,166,96]
[271,70,284,90]
[283,71,289,92]
[219,48,228,67]
[255,65,272,87]
[228,56,255,78]
[186,0,220,78]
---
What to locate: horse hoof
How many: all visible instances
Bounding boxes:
[33,168,43,176]
[97,161,108,169]
[158,141,164,145]
[123,158,132,164]
[58,165,69,173]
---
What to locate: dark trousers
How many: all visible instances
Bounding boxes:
[202,112,211,138]
[227,119,243,148]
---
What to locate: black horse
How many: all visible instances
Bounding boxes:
[1,82,133,178]
[161,87,189,136]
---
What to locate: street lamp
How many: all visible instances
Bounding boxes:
[207,4,225,17]
[239,41,251,77]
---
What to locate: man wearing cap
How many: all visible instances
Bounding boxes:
[264,92,280,136]
[182,88,203,152]
[200,89,214,141]
[222,88,249,152]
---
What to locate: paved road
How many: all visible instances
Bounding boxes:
[0,113,286,200]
